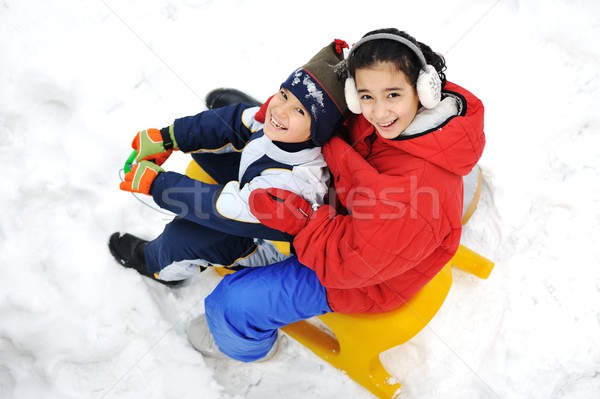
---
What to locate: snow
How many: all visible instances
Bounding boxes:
[1,0,599,398]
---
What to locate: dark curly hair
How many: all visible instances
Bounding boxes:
[344,28,447,88]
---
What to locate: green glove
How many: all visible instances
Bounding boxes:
[119,161,164,195]
[131,126,178,165]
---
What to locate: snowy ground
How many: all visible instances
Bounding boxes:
[1,0,599,398]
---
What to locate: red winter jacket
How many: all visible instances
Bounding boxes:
[293,82,485,313]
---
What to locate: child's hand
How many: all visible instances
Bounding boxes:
[132,128,178,165]
[249,188,316,235]
[120,161,164,195]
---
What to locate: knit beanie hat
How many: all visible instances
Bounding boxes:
[280,40,349,146]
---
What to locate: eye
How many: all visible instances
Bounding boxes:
[388,92,401,99]
[295,108,306,116]
[280,90,288,100]
[359,94,372,101]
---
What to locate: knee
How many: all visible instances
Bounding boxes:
[205,274,250,317]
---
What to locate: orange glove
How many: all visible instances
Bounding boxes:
[132,127,178,165]
[249,188,318,235]
[119,161,164,195]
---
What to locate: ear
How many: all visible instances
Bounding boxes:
[344,78,362,114]
[416,65,442,109]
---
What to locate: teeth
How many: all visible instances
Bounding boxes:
[270,115,286,129]
[379,120,396,127]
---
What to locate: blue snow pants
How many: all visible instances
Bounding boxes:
[205,256,332,362]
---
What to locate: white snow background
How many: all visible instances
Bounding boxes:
[1,0,599,398]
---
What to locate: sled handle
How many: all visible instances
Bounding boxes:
[124,150,138,173]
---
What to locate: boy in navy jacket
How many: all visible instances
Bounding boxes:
[109,40,348,285]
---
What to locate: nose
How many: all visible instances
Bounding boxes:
[271,102,292,119]
[372,101,389,120]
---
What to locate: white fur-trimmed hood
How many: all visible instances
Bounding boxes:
[401,94,462,137]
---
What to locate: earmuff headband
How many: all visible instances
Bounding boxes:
[346,33,427,67]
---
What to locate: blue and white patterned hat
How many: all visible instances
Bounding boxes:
[280,40,349,146]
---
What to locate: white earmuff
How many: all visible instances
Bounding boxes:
[344,77,362,114]
[416,64,441,109]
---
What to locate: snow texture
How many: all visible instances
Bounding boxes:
[1,0,599,398]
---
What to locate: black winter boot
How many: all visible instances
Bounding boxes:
[205,88,262,110]
[108,232,183,288]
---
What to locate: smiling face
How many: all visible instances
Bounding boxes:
[355,61,420,139]
[263,88,312,143]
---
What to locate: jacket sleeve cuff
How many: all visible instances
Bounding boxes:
[293,205,336,253]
